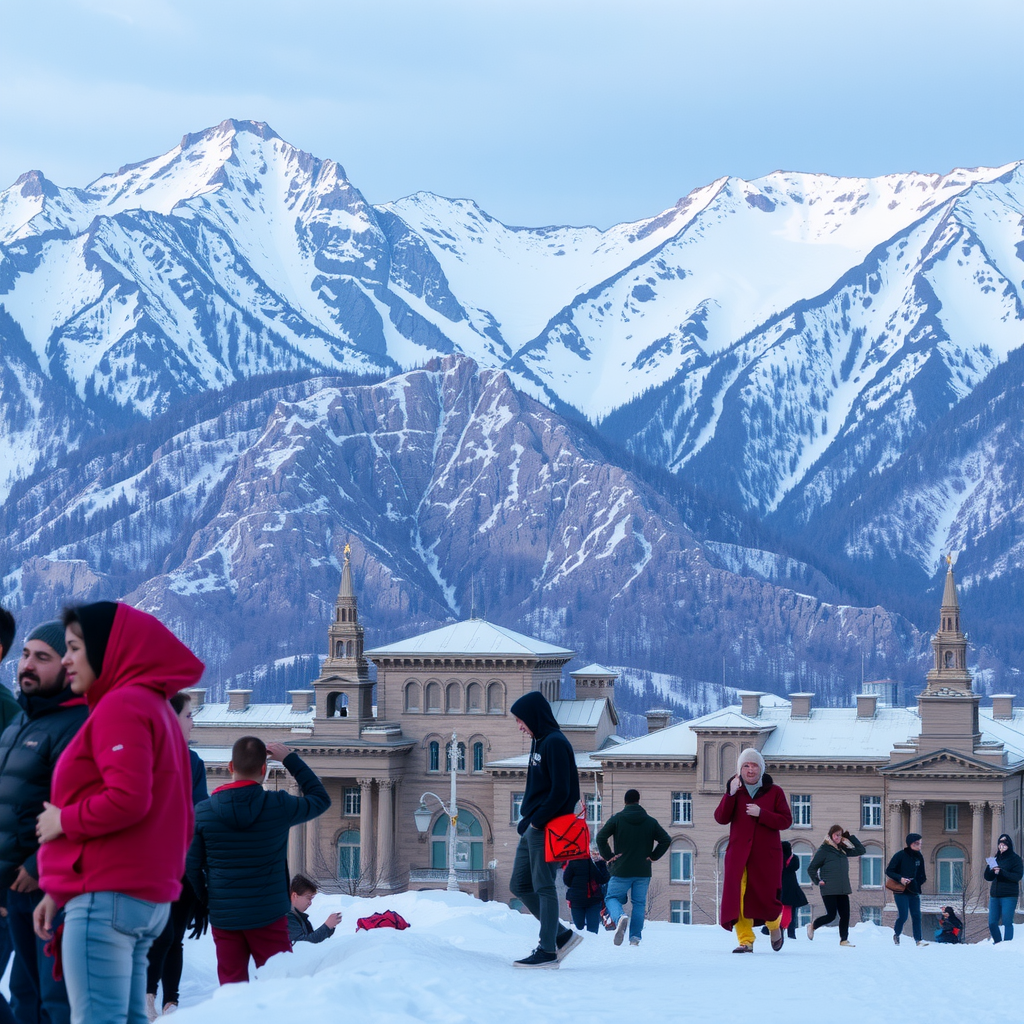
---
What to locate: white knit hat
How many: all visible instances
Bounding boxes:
[737,747,765,777]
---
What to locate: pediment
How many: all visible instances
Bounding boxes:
[880,747,1010,777]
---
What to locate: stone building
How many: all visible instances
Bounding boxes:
[189,556,1024,938]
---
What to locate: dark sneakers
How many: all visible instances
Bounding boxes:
[514,947,559,969]
[555,930,584,961]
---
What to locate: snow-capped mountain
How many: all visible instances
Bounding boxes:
[2,120,1022,698]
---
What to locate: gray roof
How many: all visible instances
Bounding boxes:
[594,719,698,759]
[550,698,609,730]
[571,663,616,678]
[488,750,605,771]
[364,619,574,658]
[192,703,314,728]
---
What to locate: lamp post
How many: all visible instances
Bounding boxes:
[414,730,459,892]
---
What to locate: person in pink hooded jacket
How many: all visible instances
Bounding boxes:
[33,602,203,1024]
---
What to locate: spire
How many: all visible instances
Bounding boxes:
[941,556,960,612]
[924,556,971,694]
[339,542,354,599]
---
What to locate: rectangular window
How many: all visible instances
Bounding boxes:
[671,791,693,825]
[795,905,812,927]
[584,793,602,825]
[791,795,812,827]
[511,793,524,824]
[343,787,361,816]
[860,853,882,887]
[944,803,959,832]
[669,900,691,924]
[861,795,882,829]
[670,849,693,883]
[860,905,882,926]
[796,851,812,885]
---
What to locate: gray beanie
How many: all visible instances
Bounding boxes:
[26,621,67,659]
[737,747,765,777]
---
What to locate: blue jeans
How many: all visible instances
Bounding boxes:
[604,876,650,941]
[988,895,1017,942]
[62,893,169,1024]
[8,888,70,1024]
[893,892,922,942]
[509,828,573,953]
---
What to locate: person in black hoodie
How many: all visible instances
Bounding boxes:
[0,621,87,1024]
[508,691,581,969]
[984,833,1023,942]
[886,833,928,946]
[186,736,330,984]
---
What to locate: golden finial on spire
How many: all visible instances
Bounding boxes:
[344,542,351,557]
[946,553,952,566]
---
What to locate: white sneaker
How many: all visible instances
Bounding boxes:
[916,940,929,947]
[146,994,158,1023]
[614,915,630,946]
[629,937,640,946]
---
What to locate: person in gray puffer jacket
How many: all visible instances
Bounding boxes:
[807,824,866,946]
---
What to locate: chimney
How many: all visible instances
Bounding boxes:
[789,693,813,718]
[991,694,1015,721]
[646,708,672,733]
[739,692,763,718]
[187,687,206,709]
[289,690,314,714]
[856,694,878,719]
[227,689,252,712]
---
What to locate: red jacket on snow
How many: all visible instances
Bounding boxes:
[714,773,792,930]
[38,604,204,907]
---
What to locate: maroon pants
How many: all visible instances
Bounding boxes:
[212,917,291,984]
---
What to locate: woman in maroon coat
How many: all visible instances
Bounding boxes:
[714,748,792,953]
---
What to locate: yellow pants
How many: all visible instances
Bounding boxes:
[735,868,782,946]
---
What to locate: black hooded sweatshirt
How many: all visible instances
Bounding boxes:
[984,834,1024,899]
[510,691,580,836]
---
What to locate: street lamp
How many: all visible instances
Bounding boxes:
[414,730,460,892]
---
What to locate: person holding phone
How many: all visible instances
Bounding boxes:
[886,833,927,946]
[984,833,1023,943]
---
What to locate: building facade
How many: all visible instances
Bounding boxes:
[189,556,1024,938]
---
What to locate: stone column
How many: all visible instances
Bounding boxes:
[907,800,924,840]
[971,801,988,891]
[888,801,904,859]
[358,777,376,886]
[990,802,1005,853]
[376,777,397,889]
[288,819,307,877]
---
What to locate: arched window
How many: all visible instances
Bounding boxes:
[446,683,462,713]
[790,841,815,886]
[670,840,694,883]
[431,809,484,871]
[327,692,348,717]
[487,682,503,714]
[446,742,467,773]
[473,741,484,773]
[425,682,441,713]
[937,846,965,893]
[945,650,954,668]
[337,830,360,880]
[428,741,440,772]
[404,682,421,712]
[719,743,736,783]
[860,844,883,887]
[335,641,344,657]
[466,682,483,713]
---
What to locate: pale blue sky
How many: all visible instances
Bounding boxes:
[2,0,1021,228]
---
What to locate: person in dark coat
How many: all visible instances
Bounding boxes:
[562,850,610,934]
[714,747,792,953]
[286,874,342,945]
[186,736,330,984]
[780,841,808,938]
[0,621,86,1024]
[935,905,962,943]
[984,833,1023,942]
[886,833,928,946]
[146,691,209,1018]
[508,690,582,969]
[806,824,866,946]
[596,790,671,946]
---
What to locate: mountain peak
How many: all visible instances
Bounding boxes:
[14,169,60,200]
[179,118,282,153]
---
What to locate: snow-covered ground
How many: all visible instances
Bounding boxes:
[144,890,1022,1022]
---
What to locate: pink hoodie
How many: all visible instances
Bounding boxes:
[39,604,204,906]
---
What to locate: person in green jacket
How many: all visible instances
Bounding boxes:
[596,790,671,947]
[806,824,866,946]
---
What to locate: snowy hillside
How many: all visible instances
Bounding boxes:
[63,889,1023,1024]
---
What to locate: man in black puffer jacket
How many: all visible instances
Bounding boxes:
[186,736,330,984]
[984,833,1023,942]
[0,621,87,1024]
[886,833,928,946]
[508,691,582,969]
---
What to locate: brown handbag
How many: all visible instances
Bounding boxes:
[884,876,906,893]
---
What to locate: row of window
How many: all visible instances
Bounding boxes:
[404,681,505,715]
[426,741,487,774]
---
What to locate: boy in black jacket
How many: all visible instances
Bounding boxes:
[186,737,330,983]
[508,691,581,969]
